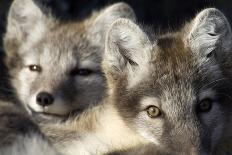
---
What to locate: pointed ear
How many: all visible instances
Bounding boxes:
[4,0,53,49]
[89,2,136,44]
[104,18,152,86]
[187,8,232,57]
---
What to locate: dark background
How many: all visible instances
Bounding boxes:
[0,0,231,101]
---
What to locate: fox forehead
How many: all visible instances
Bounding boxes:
[38,23,98,53]
[154,33,198,77]
[23,22,102,65]
[148,32,220,88]
[124,32,223,108]
[116,32,223,104]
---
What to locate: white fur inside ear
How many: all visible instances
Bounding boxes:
[189,20,219,56]
[188,8,232,56]
[105,18,153,88]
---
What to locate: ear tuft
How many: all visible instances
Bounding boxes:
[187,8,232,57]
[104,18,152,75]
[4,0,53,48]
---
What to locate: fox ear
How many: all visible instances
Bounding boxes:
[187,8,232,57]
[90,2,136,44]
[4,0,53,49]
[104,18,152,86]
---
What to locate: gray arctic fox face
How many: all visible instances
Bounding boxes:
[4,0,135,117]
[104,9,232,154]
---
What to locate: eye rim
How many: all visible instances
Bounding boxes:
[146,105,162,118]
[28,65,42,72]
[69,68,93,76]
[197,98,213,113]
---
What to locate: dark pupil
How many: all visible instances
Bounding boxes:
[199,99,212,112]
[29,65,41,72]
[70,69,92,76]
[149,107,156,114]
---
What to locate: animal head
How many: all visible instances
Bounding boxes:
[104,8,232,154]
[4,0,135,117]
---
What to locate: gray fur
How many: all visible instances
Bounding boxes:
[0,99,61,155]
[104,8,232,154]
[4,0,135,119]
[3,5,232,155]
[187,8,232,57]
[38,8,232,155]
[0,135,61,155]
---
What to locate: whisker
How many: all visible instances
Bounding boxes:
[201,78,229,90]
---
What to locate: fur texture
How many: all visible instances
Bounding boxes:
[41,8,232,155]
[2,5,232,155]
[0,135,60,155]
[103,8,232,154]
[4,0,135,120]
[0,99,60,155]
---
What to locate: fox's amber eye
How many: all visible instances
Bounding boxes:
[146,106,161,118]
[70,68,93,76]
[198,98,212,112]
[28,65,42,72]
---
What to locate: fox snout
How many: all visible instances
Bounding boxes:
[28,89,74,116]
[36,92,54,107]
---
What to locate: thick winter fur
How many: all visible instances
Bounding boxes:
[42,102,147,155]
[2,7,231,155]
[0,134,60,155]
[0,101,39,146]
[4,0,135,119]
[41,8,232,155]
[0,99,61,155]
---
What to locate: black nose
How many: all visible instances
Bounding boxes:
[36,92,54,107]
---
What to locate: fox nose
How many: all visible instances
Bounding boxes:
[36,92,54,107]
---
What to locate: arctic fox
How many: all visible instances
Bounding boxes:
[3,0,135,120]
[2,4,232,155]
[40,8,232,155]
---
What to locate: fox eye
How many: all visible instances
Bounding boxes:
[70,68,93,76]
[146,106,161,118]
[28,65,42,72]
[198,98,212,112]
